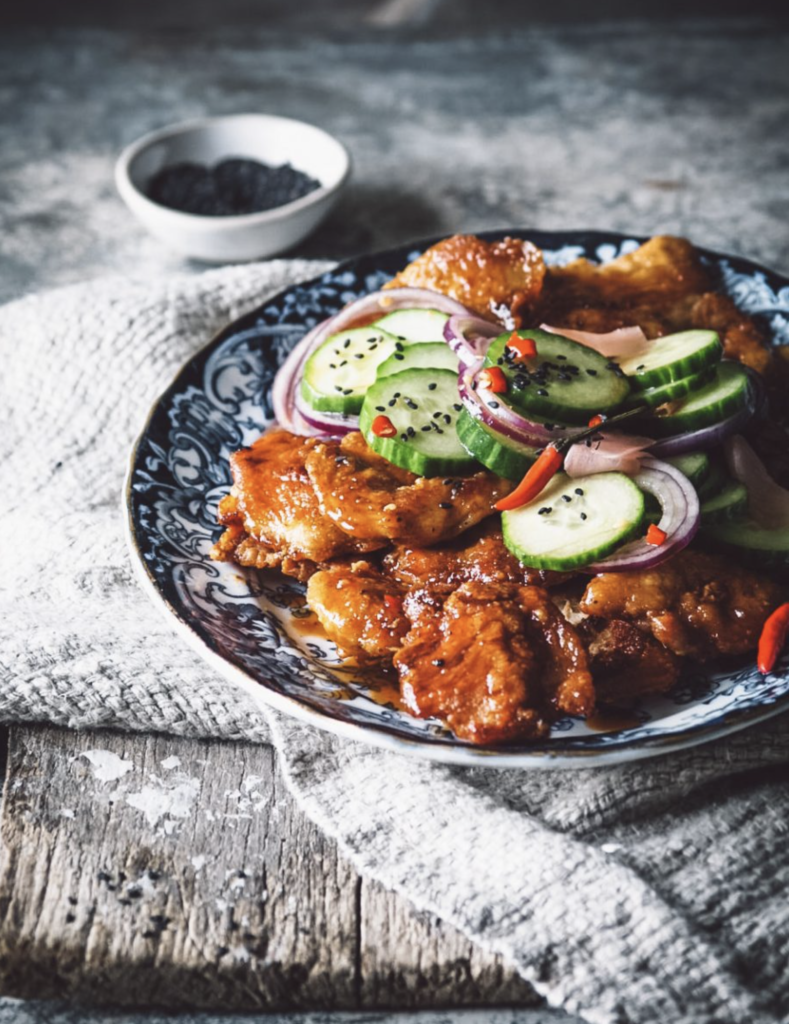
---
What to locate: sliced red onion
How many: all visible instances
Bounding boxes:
[541,323,650,359]
[564,431,656,478]
[444,314,501,369]
[294,389,358,437]
[647,379,758,457]
[585,456,699,573]
[724,434,789,529]
[458,367,581,448]
[272,287,474,435]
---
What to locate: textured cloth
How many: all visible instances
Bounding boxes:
[2,264,789,1024]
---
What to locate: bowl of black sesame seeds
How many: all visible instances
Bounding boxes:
[116,114,350,262]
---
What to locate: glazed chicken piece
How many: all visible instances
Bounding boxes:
[385,234,546,326]
[210,430,382,580]
[305,432,510,546]
[393,582,595,744]
[306,561,409,663]
[532,235,772,373]
[578,618,683,704]
[580,550,782,662]
[383,519,572,593]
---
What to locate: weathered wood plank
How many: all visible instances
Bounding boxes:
[0,726,537,1011]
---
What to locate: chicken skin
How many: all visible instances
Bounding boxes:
[393,582,594,744]
[385,234,546,326]
[306,561,408,663]
[210,430,382,578]
[580,550,781,662]
[305,432,510,546]
[383,520,572,593]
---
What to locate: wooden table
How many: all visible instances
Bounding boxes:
[0,18,786,1018]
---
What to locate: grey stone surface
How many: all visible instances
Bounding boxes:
[0,21,787,308]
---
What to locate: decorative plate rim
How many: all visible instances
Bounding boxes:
[124,228,789,769]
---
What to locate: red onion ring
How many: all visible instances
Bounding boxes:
[458,367,581,447]
[272,287,475,435]
[585,456,699,572]
[443,314,501,369]
[294,390,358,436]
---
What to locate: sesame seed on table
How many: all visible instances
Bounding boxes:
[0,10,786,1023]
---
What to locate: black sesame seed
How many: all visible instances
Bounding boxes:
[538,506,552,515]
[343,339,351,349]
[395,342,404,352]
[544,423,555,431]
[580,512,588,520]
[400,432,408,441]
[388,399,397,407]
[586,369,598,376]
[375,405,385,412]
[394,353,405,360]
[442,478,453,485]
[398,335,407,341]
[488,401,500,409]
[443,414,451,424]
[407,426,416,437]
[406,398,418,409]
[636,364,646,371]
[367,336,377,343]
[536,388,548,396]
[354,353,365,360]
[335,386,343,392]
[575,487,584,495]
[433,411,442,418]
[329,363,337,369]
[343,388,352,395]
[394,392,401,398]
[453,403,462,411]
[557,354,568,360]
[432,658,445,667]
[428,382,437,391]
[562,494,572,502]
[438,502,452,509]
[340,360,348,367]
[421,424,432,431]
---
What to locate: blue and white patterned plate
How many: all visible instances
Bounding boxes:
[125,229,789,767]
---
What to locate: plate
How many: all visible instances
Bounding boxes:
[125,229,789,768]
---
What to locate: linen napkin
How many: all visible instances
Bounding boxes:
[1,263,788,1024]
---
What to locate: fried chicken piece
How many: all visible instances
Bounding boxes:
[393,582,594,744]
[531,235,773,373]
[689,291,771,374]
[306,561,409,663]
[385,234,546,326]
[210,431,382,578]
[383,519,572,593]
[305,432,510,546]
[579,550,782,662]
[578,618,683,704]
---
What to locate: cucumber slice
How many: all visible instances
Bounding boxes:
[700,479,749,525]
[456,407,538,481]
[484,329,631,425]
[701,519,789,569]
[373,308,449,342]
[301,327,402,413]
[622,367,714,409]
[618,330,722,389]
[697,457,727,500]
[360,368,477,477]
[665,451,711,489]
[644,362,751,438]
[377,342,458,379]
[501,471,645,571]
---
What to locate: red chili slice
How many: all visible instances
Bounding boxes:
[645,524,667,546]
[757,603,789,675]
[372,414,397,438]
[506,333,537,360]
[478,366,508,394]
[495,444,564,512]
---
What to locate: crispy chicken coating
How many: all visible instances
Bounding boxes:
[393,582,594,744]
[305,432,510,546]
[385,234,546,326]
[578,618,683,704]
[382,519,572,593]
[580,550,782,662]
[210,430,381,578]
[306,561,408,663]
[531,235,773,373]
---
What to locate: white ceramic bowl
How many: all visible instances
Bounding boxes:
[115,114,350,262]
